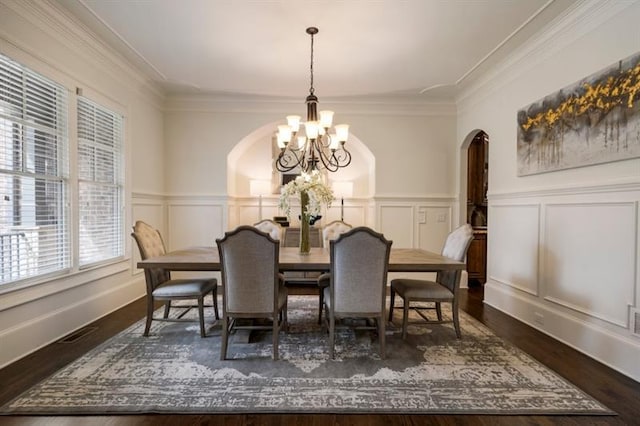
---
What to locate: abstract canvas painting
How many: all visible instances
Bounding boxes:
[517,51,640,176]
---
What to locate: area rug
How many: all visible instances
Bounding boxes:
[0,296,613,415]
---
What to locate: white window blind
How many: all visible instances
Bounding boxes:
[0,54,70,285]
[77,97,124,267]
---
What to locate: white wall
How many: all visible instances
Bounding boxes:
[457,1,640,381]
[164,96,459,248]
[0,1,164,367]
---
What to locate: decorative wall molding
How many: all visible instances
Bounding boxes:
[131,192,166,201]
[164,94,456,117]
[488,203,540,297]
[542,201,637,328]
[373,194,457,203]
[485,281,640,382]
[0,0,164,107]
[488,178,640,201]
[456,0,634,112]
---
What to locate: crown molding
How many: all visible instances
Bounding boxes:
[1,0,165,106]
[456,0,635,113]
[164,93,456,117]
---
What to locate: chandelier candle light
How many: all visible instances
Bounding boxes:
[274,27,352,174]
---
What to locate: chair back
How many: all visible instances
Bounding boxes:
[330,227,392,314]
[437,223,474,291]
[322,220,352,248]
[254,219,283,241]
[217,226,280,314]
[131,220,170,286]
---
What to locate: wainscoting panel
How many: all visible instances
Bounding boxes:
[324,202,367,227]
[488,204,540,296]
[543,202,636,327]
[379,205,415,248]
[167,202,225,250]
[417,206,452,253]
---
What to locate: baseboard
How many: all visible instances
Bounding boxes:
[0,277,145,369]
[484,282,640,382]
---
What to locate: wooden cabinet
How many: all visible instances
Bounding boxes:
[466,230,487,284]
[466,131,489,285]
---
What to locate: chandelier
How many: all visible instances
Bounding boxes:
[274,27,351,174]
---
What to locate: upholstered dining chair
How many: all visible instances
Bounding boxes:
[389,223,473,339]
[131,220,219,337]
[317,220,352,324]
[216,225,288,360]
[324,227,392,359]
[254,219,283,241]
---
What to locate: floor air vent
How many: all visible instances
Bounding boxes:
[57,326,98,344]
[632,309,640,338]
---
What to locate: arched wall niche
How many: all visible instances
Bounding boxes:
[227,121,376,199]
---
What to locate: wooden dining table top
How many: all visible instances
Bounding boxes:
[137,246,465,273]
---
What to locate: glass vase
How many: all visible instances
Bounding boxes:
[299,191,310,254]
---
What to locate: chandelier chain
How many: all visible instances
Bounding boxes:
[309,31,314,95]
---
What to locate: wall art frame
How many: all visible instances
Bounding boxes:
[517,51,640,176]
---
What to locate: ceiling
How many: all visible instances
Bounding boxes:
[58,0,576,100]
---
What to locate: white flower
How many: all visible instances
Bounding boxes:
[279,171,334,219]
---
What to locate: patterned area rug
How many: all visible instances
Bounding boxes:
[1,296,613,415]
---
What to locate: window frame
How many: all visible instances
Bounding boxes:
[0,51,129,293]
[76,95,125,269]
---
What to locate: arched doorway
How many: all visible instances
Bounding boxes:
[226,122,376,227]
[461,130,488,286]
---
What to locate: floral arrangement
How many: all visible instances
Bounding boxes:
[278,171,334,220]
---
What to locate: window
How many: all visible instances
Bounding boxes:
[77,97,124,267]
[0,54,69,285]
[0,53,126,287]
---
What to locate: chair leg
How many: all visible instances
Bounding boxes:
[329,314,336,359]
[283,298,289,332]
[388,286,396,322]
[273,314,280,361]
[436,302,443,321]
[163,300,171,319]
[452,300,461,339]
[220,315,229,360]
[317,287,324,325]
[402,297,410,340]
[212,287,219,320]
[198,296,206,338]
[144,296,154,337]
[378,316,386,360]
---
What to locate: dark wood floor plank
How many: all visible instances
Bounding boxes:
[0,285,638,425]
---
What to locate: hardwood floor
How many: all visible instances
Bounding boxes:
[1,286,639,425]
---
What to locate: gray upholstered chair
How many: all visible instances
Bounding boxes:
[216,225,288,360]
[317,220,352,323]
[324,227,392,359]
[321,220,353,249]
[254,219,283,241]
[131,220,219,337]
[389,223,473,339]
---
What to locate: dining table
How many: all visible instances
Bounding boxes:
[137,246,465,274]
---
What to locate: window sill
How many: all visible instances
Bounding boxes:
[0,259,132,311]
